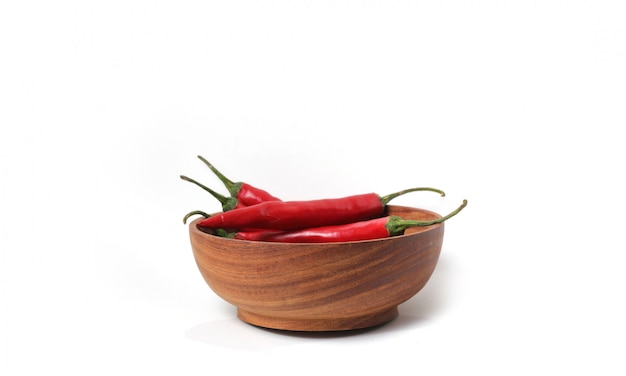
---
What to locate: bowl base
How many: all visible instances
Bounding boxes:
[237,307,399,332]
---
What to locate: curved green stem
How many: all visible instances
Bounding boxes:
[197,155,242,198]
[180,175,239,211]
[380,187,446,206]
[386,199,468,236]
[182,210,210,224]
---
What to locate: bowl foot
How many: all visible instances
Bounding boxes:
[237,307,399,332]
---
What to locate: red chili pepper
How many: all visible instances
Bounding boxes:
[196,187,446,231]
[197,155,282,206]
[226,200,467,243]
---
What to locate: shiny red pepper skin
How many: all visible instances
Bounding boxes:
[228,199,467,243]
[197,193,386,231]
[235,182,281,206]
[197,186,447,231]
[234,217,391,242]
[197,156,281,206]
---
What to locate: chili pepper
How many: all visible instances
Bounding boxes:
[196,187,446,231]
[225,200,467,243]
[197,155,282,206]
[180,175,244,211]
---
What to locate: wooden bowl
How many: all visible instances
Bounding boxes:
[188,205,445,331]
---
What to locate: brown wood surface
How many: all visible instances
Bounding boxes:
[188,205,445,331]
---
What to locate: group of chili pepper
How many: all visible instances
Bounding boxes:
[181,155,467,243]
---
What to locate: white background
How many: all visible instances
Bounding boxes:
[2,1,625,375]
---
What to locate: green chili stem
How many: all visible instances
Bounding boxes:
[380,187,446,206]
[180,175,239,211]
[215,229,236,238]
[182,210,210,224]
[197,155,242,198]
[386,199,468,236]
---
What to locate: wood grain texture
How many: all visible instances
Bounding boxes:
[188,205,445,331]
